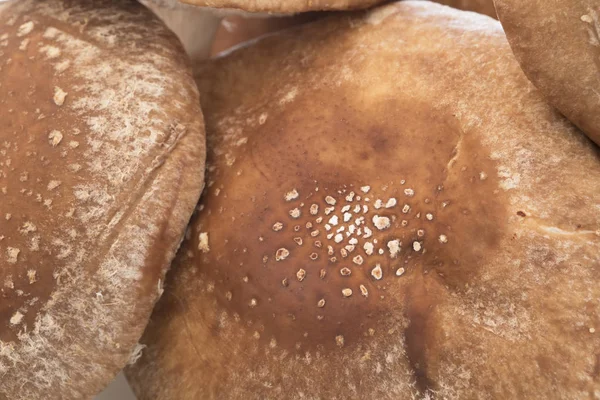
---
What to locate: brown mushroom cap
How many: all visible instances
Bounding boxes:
[126,2,600,399]
[495,0,600,146]
[0,0,205,398]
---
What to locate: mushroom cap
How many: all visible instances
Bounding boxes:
[0,0,205,397]
[495,0,600,146]
[127,2,600,399]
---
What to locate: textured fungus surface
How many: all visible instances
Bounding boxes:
[0,0,205,398]
[127,2,600,399]
[496,0,600,146]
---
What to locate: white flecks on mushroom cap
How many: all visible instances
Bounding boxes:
[17,21,34,37]
[284,189,299,201]
[6,247,20,264]
[387,239,401,258]
[359,284,369,297]
[296,268,306,281]
[372,215,391,230]
[48,130,63,147]
[275,248,290,261]
[581,14,594,23]
[53,86,67,106]
[371,264,383,280]
[9,311,24,325]
[47,180,61,191]
[198,232,210,252]
[364,241,374,255]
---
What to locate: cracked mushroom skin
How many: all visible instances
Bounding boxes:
[126,2,600,399]
[495,0,600,146]
[0,0,205,398]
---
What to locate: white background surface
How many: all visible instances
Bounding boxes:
[95,373,136,400]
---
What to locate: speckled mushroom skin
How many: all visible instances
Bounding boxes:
[0,0,205,398]
[178,0,383,13]
[495,0,600,147]
[436,0,496,17]
[126,2,600,399]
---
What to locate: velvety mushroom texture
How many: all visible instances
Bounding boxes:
[495,0,600,146]
[126,2,600,399]
[178,0,383,13]
[0,0,205,398]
